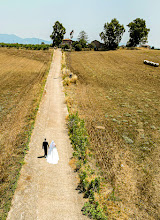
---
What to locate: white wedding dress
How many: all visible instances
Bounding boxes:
[47,141,59,164]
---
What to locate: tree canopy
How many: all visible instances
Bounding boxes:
[73,31,88,49]
[50,21,66,47]
[100,18,125,50]
[127,18,150,47]
[78,31,88,42]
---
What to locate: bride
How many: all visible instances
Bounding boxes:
[47,140,59,164]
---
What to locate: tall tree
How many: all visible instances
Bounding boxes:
[78,31,88,41]
[77,31,88,48]
[50,21,66,47]
[100,18,125,50]
[127,18,150,47]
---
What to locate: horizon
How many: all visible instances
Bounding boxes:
[1,34,160,48]
[0,0,160,48]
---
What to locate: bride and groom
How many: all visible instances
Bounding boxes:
[42,138,59,164]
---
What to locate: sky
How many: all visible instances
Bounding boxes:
[0,0,160,47]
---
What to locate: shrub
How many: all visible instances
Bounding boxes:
[70,75,78,84]
[78,171,89,192]
[82,202,107,220]
[88,43,94,50]
[84,177,101,198]
[74,44,82,51]
[72,41,79,48]
[61,44,70,50]
[68,112,89,160]
[63,77,70,86]
[75,160,82,171]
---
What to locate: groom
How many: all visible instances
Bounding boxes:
[42,138,49,157]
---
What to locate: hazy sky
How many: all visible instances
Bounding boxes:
[0,0,160,47]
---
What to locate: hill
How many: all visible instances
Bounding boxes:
[0,34,52,44]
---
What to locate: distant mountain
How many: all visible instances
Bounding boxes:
[0,34,52,45]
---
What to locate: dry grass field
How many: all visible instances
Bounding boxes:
[66,49,160,219]
[0,48,52,219]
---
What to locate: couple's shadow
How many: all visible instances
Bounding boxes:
[37,156,45,158]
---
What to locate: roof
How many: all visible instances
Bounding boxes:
[91,40,101,43]
[63,39,72,41]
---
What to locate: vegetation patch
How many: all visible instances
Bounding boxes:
[67,113,108,219]
[0,43,50,50]
[61,52,110,219]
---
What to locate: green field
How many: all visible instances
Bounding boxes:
[66,49,160,219]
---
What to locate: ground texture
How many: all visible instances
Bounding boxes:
[0,48,52,219]
[66,49,160,219]
[7,49,87,220]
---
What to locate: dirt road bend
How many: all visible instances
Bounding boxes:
[7,49,87,220]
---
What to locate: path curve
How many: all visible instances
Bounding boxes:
[7,49,87,220]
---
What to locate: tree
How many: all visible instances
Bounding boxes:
[72,41,79,48]
[77,31,88,48]
[50,21,66,47]
[74,44,82,51]
[78,31,88,41]
[100,18,125,50]
[79,39,87,48]
[88,43,94,50]
[127,18,150,47]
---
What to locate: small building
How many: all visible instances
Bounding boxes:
[62,39,72,47]
[91,40,105,50]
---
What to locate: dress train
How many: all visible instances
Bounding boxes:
[47,140,59,164]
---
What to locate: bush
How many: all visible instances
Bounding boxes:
[82,202,107,220]
[72,41,79,48]
[61,44,70,50]
[84,177,100,198]
[88,43,94,50]
[70,75,78,84]
[74,44,82,51]
[78,171,89,192]
[68,112,89,160]
[63,77,70,86]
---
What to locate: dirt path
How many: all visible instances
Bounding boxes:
[7,49,87,220]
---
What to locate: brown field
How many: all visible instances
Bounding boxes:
[66,49,160,219]
[0,48,52,219]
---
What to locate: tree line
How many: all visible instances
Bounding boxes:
[0,43,50,50]
[50,18,150,50]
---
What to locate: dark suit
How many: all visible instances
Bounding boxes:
[42,141,49,156]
